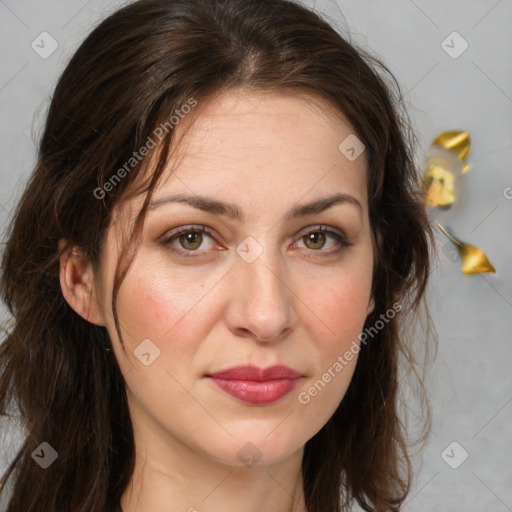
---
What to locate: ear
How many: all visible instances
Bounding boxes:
[367,226,381,317]
[366,295,375,316]
[58,239,106,326]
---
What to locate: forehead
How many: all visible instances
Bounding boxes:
[131,88,369,217]
[176,89,360,161]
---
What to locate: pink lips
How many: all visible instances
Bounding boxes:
[206,365,303,405]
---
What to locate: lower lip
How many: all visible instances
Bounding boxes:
[208,377,301,405]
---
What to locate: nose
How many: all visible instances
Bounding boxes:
[225,246,298,343]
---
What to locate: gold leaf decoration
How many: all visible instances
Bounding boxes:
[432,130,471,173]
[436,221,496,275]
[424,131,472,208]
[424,160,456,208]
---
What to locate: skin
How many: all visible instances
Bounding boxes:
[59,88,375,512]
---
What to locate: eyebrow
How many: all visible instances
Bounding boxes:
[147,192,362,220]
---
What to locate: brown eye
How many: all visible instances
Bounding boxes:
[178,231,203,250]
[295,226,351,256]
[161,225,220,257]
[303,231,326,250]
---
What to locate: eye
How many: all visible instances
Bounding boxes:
[161,225,218,254]
[160,224,351,258]
[295,226,351,254]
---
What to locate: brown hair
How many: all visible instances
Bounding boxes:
[0,0,433,510]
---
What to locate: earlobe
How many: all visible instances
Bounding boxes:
[58,239,106,326]
[367,296,375,316]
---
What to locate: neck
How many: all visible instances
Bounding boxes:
[120,447,307,512]
[120,395,307,512]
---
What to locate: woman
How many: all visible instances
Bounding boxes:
[0,0,433,510]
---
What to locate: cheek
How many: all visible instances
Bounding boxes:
[294,272,371,430]
[308,288,368,375]
[113,259,221,364]
[307,266,373,342]
[121,284,185,351]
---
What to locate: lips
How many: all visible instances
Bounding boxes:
[206,365,304,405]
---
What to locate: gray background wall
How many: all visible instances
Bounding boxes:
[1,0,511,510]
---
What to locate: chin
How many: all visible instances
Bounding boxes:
[196,427,307,469]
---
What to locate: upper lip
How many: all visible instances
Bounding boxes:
[207,365,303,381]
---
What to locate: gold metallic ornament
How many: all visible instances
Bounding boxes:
[432,130,471,174]
[424,131,471,208]
[436,221,495,275]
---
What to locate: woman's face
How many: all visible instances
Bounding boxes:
[92,89,374,468]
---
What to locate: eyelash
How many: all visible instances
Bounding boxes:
[160,224,352,258]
